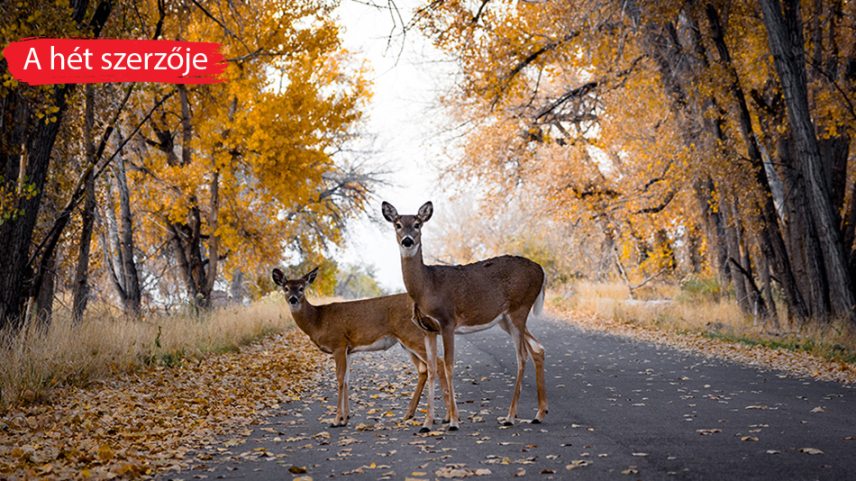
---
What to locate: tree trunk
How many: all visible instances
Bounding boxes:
[706,3,802,322]
[759,0,856,321]
[687,226,704,274]
[695,181,730,289]
[721,197,753,314]
[760,254,779,328]
[204,170,220,300]
[0,86,70,329]
[818,135,850,224]
[99,152,142,317]
[113,149,142,315]
[28,251,57,330]
[0,0,114,329]
[72,85,97,323]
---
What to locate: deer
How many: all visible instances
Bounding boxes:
[271,267,449,430]
[382,201,547,430]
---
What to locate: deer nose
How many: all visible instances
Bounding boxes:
[288,296,299,305]
[401,237,414,248]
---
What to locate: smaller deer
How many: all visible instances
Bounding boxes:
[272,267,448,429]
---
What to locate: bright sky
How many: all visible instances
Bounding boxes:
[332,0,460,291]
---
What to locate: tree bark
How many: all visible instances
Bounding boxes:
[0,86,69,329]
[113,148,142,315]
[29,251,57,330]
[759,0,856,321]
[705,3,804,322]
[72,85,97,323]
[0,0,114,329]
[721,197,753,314]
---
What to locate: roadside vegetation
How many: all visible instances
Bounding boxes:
[549,279,856,382]
[0,296,298,411]
[0,295,330,480]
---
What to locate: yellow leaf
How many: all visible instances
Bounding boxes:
[97,444,114,461]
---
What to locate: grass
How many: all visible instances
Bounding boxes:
[0,294,298,411]
[555,278,856,366]
[703,330,856,365]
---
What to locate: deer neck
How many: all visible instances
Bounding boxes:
[289,299,321,337]
[400,245,432,302]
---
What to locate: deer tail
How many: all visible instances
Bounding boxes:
[531,266,546,319]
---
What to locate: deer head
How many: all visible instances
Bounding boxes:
[382,201,433,258]
[272,267,319,311]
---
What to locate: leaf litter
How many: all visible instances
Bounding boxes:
[0,329,325,480]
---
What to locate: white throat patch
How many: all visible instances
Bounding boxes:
[399,243,420,258]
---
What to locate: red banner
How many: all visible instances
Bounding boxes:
[3,39,227,85]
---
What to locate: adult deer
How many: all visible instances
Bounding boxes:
[272,267,448,429]
[382,201,547,430]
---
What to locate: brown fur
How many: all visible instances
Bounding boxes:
[383,201,548,429]
[272,267,448,428]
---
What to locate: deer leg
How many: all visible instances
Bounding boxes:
[343,353,351,422]
[438,356,452,423]
[420,334,438,433]
[504,312,528,426]
[441,326,460,430]
[404,353,428,420]
[524,329,548,422]
[332,349,348,427]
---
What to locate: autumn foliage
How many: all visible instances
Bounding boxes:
[0,0,377,327]
[416,0,855,327]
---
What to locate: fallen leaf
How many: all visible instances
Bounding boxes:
[435,465,491,478]
[565,460,591,471]
[745,404,776,410]
[97,444,114,461]
[799,447,824,455]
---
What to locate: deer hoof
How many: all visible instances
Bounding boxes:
[531,418,542,424]
[442,417,450,424]
[448,424,459,432]
[418,426,431,433]
[501,418,514,427]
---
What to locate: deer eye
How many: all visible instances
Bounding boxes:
[298,286,304,292]
[414,222,421,229]
[395,222,402,229]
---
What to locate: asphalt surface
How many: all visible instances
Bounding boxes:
[164,317,856,481]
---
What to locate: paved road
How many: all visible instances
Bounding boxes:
[166,317,856,481]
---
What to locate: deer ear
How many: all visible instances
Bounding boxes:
[381,201,398,223]
[417,201,433,222]
[304,267,319,285]
[272,268,287,286]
